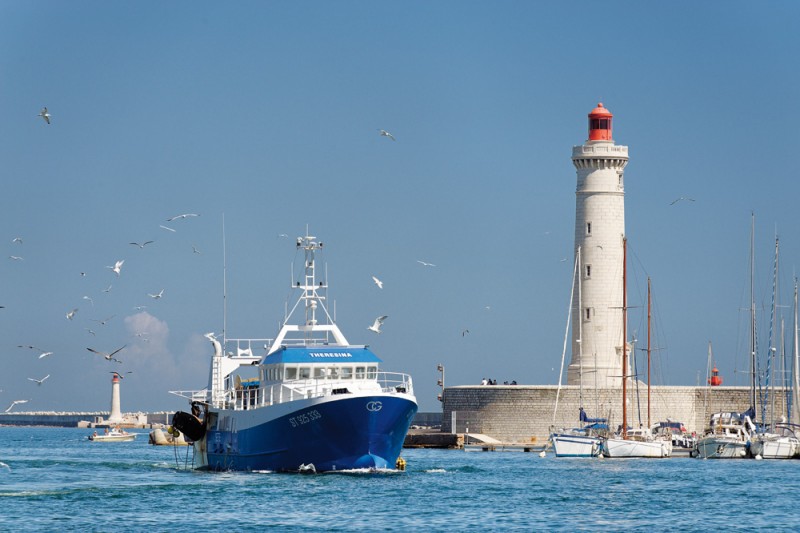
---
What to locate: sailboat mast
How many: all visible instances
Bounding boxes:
[792,279,800,425]
[647,277,652,429]
[750,214,757,411]
[622,237,628,439]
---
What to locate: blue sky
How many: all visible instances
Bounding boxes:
[1,2,799,414]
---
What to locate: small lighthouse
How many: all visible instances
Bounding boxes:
[107,372,123,423]
[567,103,630,388]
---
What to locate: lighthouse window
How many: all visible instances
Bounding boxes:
[584,308,592,321]
[591,118,599,130]
[585,264,592,278]
[586,222,592,235]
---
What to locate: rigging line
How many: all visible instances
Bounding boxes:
[552,249,580,427]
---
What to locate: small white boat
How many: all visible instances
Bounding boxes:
[602,428,672,458]
[88,428,136,442]
[550,428,602,458]
[749,423,800,459]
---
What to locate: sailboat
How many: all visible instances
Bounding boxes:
[549,246,606,458]
[749,244,800,459]
[601,239,671,458]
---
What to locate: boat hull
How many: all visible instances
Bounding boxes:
[551,433,601,458]
[198,393,417,472]
[602,437,671,458]
[750,436,799,459]
[694,437,749,459]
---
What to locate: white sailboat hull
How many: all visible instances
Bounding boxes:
[750,435,800,459]
[602,437,671,458]
[551,433,601,457]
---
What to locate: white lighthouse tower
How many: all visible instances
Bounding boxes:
[107,372,123,424]
[566,103,629,388]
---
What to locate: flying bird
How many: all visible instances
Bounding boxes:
[378,129,396,141]
[27,375,50,386]
[38,107,51,124]
[130,241,154,249]
[106,259,124,277]
[82,295,94,306]
[85,328,96,336]
[148,289,164,299]
[417,260,436,267]
[167,213,199,221]
[87,345,126,363]
[462,329,470,337]
[367,315,388,334]
[91,315,115,326]
[66,308,78,320]
[11,237,22,244]
[670,196,695,205]
[5,400,29,413]
[192,245,201,254]
[372,276,383,289]
[103,285,112,293]
[17,345,53,359]
[109,371,132,379]
[133,305,147,311]
[9,256,23,261]
[159,225,176,232]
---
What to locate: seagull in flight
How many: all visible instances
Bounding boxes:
[372,276,383,289]
[9,256,23,261]
[38,107,51,124]
[87,345,126,363]
[91,315,115,326]
[17,345,53,359]
[110,371,132,379]
[378,129,396,141]
[192,245,201,254]
[130,241,154,249]
[148,289,164,299]
[417,260,436,267]
[82,295,94,306]
[367,315,388,334]
[159,225,176,233]
[107,259,124,277]
[5,400,29,413]
[462,329,470,337]
[66,308,78,320]
[167,213,199,221]
[11,237,22,244]
[85,328,96,336]
[133,305,147,311]
[103,285,112,293]
[670,196,695,205]
[27,375,50,386]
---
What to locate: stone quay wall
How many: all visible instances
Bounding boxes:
[441,385,788,443]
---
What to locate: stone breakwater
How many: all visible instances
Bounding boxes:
[0,412,174,427]
[442,385,784,443]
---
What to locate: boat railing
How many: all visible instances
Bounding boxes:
[223,338,273,358]
[226,371,414,411]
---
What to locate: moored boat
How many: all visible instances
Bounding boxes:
[693,411,754,459]
[170,232,418,472]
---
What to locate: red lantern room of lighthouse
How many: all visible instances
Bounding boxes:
[588,102,613,141]
[708,367,723,386]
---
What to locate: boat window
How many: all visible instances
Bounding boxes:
[299,367,311,379]
[329,367,339,379]
[355,366,365,379]
[367,366,377,379]
[285,367,297,380]
[314,367,326,379]
[341,367,353,379]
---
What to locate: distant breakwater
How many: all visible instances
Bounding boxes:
[0,412,173,427]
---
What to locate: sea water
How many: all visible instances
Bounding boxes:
[1,426,799,532]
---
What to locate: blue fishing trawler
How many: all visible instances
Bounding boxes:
[171,232,417,472]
